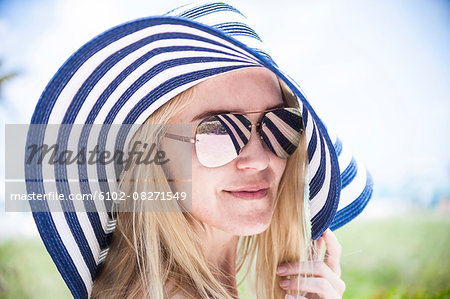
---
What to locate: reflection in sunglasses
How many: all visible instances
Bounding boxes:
[165,108,303,167]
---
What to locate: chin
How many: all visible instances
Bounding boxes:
[236,225,271,236]
[232,215,273,236]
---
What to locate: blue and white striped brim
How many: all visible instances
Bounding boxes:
[26,1,373,298]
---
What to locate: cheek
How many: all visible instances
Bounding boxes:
[191,151,217,199]
[273,157,288,183]
[190,155,224,224]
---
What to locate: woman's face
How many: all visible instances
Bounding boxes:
[168,67,287,236]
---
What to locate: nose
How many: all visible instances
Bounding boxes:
[235,123,270,171]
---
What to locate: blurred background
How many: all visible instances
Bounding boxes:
[0,0,449,298]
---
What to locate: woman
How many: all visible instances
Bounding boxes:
[25,1,373,298]
[89,66,346,298]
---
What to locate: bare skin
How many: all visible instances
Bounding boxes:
[277,229,346,298]
[165,67,286,297]
[164,67,345,298]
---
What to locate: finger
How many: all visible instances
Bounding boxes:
[302,293,322,299]
[277,260,331,276]
[312,236,325,260]
[323,229,342,276]
[277,261,345,294]
[279,276,341,299]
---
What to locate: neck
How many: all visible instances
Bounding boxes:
[197,223,240,296]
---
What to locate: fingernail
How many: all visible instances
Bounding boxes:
[280,279,290,288]
[277,265,287,274]
[285,295,295,299]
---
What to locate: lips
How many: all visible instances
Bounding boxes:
[225,184,270,192]
[223,184,270,200]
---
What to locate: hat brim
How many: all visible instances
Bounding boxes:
[26,15,372,299]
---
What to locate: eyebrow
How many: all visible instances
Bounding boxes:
[191,103,286,122]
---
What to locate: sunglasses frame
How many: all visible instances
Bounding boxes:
[164,106,304,165]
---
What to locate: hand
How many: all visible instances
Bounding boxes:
[276,229,346,299]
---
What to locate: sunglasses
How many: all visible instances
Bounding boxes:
[164,107,304,168]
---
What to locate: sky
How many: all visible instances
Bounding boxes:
[0,0,449,236]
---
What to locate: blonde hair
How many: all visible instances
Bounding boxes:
[91,76,315,298]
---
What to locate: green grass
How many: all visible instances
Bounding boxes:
[334,212,450,299]
[0,213,449,298]
[0,238,71,299]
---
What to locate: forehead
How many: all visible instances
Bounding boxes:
[172,67,284,123]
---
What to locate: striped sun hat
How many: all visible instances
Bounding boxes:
[25,1,374,298]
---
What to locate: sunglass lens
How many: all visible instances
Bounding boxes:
[195,114,252,167]
[261,108,303,158]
